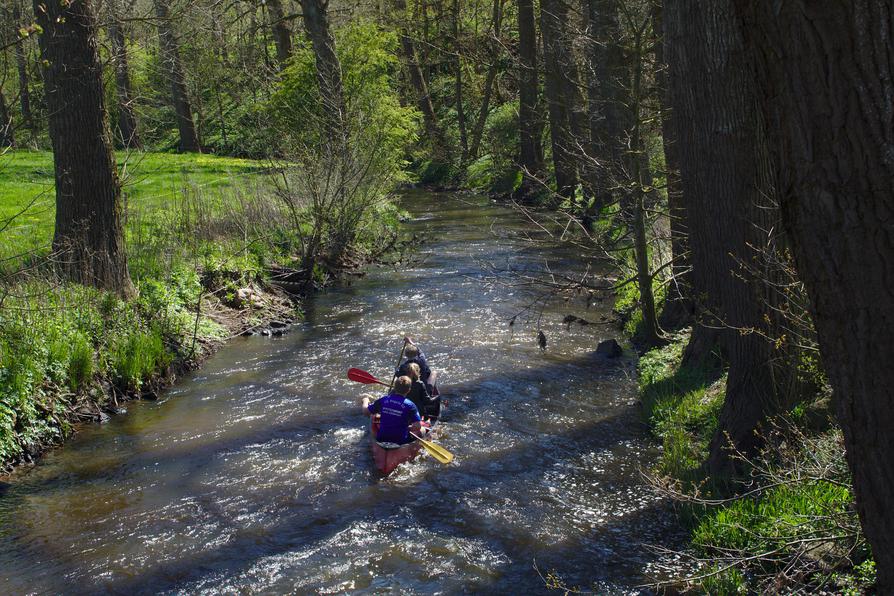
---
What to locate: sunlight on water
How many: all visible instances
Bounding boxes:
[0,191,686,594]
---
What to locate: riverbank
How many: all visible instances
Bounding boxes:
[637,333,874,593]
[0,150,403,475]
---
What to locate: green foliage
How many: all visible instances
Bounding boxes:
[638,334,724,479]
[700,566,747,595]
[693,481,852,554]
[111,326,172,392]
[67,332,95,393]
[269,21,419,171]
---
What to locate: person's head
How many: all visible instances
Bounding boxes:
[393,376,412,396]
[404,344,419,359]
[406,362,421,381]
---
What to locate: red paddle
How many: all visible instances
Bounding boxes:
[347,368,390,387]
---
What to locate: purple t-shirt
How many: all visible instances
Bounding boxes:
[368,393,421,444]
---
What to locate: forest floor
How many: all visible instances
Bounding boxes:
[0,150,307,475]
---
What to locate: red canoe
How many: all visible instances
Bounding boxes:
[368,371,442,474]
[370,417,426,474]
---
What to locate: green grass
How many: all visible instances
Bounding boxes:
[638,334,871,593]
[638,332,724,479]
[0,149,268,263]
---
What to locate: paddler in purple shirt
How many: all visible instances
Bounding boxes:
[362,376,424,445]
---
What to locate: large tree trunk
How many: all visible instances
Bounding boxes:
[583,0,626,217]
[0,90,14,148]
[468,0,504,160]
[153,0,201,153]
[651,0,691,329]
[34,0,135,299]
[731,1,894,588]
[666,0,786,474]
[540,0,579,201]
[516,0,543,189]
[267,0,293,68]
[299,0,347,145]
[109,0,141,150]
[12,0,33,136]
[393,0,448,161]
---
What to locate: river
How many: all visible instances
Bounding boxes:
[0,191,685,594]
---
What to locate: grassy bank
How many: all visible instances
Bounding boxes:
[0,149,400,473]
[638,334,874,594]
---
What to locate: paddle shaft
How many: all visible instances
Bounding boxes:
[389,341,408,391]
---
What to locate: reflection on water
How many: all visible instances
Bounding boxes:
[0,191,685,594]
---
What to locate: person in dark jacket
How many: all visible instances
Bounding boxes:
[405,362,440,420]
[397,337,434,393]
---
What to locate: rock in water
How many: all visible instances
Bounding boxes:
[597,339,623,358]
[270,320,288,329]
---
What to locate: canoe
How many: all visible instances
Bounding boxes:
[370,417,428,474]
[369,371,441,474]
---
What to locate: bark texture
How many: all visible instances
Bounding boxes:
[393,0,448,159]
[584,0,626,214]
[540,0,579,200]
[34,0,135,298]
[0,90,13,148]
[665,0,785,473]
[12,0,32,133]
[731,1,894,588]
[517,0,543,185]
[153,0,201,152]
[452,0,468,161]
[652,0,691,329]
[299,0,347,145]
[468,0,504,160]
[109,0,141,149]
[267,0,293,67]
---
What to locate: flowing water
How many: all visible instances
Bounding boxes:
[0,191,686,594]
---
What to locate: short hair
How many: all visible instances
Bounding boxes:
[394,376,412,395]
[406,362,421,380]
[405,345,419,358]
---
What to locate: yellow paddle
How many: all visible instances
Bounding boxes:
[410,432,454,465]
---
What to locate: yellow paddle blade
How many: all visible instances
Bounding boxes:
[411,433,454,465]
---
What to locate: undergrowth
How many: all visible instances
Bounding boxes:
[638,334,873,594]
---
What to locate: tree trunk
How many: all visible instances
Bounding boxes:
[666,0,786,473]
[629,21,661,347]
[731,1,894,588]
[583,0,626,217]
[540,0,579,201]
[452,0,468,162]
[516,0,543,188]
[12,0,33,136]
[468,0,504,160]
[0,89,14,148]
[267,0,293,68]
[33,0,135,299]
[299,0,347,145]
[109,0,141,150]
[651,0,691,330]
[153,0,201,153]
[393,0,448,160]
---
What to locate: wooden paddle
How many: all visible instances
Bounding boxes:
[410,431,454,465]
[347,367,389,386]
